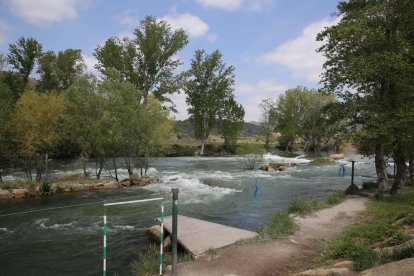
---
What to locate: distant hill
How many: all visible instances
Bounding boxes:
[174,120,261,139]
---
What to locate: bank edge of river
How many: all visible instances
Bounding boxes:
[0,176,160,200]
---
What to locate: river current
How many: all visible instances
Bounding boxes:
[0,154,378,275]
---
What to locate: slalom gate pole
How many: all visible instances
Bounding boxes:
[103,214,107,276]
[171,188,179,276]
[159,205,164,275]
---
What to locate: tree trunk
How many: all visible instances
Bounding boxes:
[112,155,118,182]
[125,156,133,178]
[95,158,104,180]
[390,155,406,195]
[408,155,414,186]
[375,143,389,199]
[200,139,205,156]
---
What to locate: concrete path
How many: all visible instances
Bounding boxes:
[160,215,257,257]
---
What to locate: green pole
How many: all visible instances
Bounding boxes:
[159,205,164,275]
[103,215,107,276]
[171,188,179,276]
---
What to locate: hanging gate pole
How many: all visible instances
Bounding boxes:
[103,214,107,276]
[159,205,165,275]
[171,188,179,276]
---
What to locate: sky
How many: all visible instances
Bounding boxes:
[0,0,341,122]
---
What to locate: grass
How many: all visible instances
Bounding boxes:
[318,187,414,272]
[287,193,345,216]
[130,245,193,276]
[238,193,346,245]
[206,247,218,255]
[130,245,159,276]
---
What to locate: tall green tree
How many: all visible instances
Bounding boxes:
[317,0,414,197]
[37,49,85,93]
[94,16,188,103]
[184,49,236,155]
[62,74,108,179]
[272,87,335,153]
[259,98,276,147]
[7,37,43,86]
[219,97,245,145]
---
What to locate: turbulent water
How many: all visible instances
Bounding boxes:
[0,154,379,275]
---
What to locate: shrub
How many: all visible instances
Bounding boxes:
[287,198,314,215]
[362,181,378,190]
[239,154,263,170]
[39,182,52,196]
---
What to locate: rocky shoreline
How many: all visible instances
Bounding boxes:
[0,176,161,200]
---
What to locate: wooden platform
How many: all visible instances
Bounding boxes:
[158,215,257,257]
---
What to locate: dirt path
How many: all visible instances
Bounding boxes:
[177,196,368,276]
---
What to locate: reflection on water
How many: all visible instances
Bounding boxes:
[0,155,377,275]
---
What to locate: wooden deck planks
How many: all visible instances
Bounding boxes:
[158,215,258,257]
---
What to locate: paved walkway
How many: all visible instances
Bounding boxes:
[160,215,257,257]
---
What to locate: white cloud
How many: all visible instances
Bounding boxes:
[168,92,188,120]
[207,33,218,43]
[257,17,340,83]
[162,12,209,38]
[8,0,80,26]
[235,79,289,121]
[0,20,11,45]
[119,11,139,28]
[197,0,274,11]
[82,54,98,75]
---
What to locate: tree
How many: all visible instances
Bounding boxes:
[184,49,236,155]
[11,91,66,181]
[317,0,414,198]
[219,97,245,145]
[37,49,85,93]
[62,74,108,179]
[7,37,43,85]
[272,87,335,153]
[259,98,276,147]
[94,16,188,103]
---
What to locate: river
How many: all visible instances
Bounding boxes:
[0,154,378,275]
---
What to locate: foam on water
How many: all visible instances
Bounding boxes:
[263,153,311,164]
[143,174,242,204]
[112,225,135,231]
[0,227,13,233]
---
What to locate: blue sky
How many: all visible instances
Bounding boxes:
[0,0,341,121]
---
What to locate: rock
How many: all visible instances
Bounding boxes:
[333,261,353,269]
[297,267,350,275]
[329,153,345,161]
[95,182,118,189]
[0,189,12,199]
[378,239,414,256]
[163,235,171,251]
[361,257,414,276]
[267,167,276,172]
[121,181,130,187]
[278,166,286,171]
[146,225,162,243]
[12,188,28,199]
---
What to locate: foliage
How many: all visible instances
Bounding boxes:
[218,97,245,145]
[37,49,85,92]
[271,87,336,153]
[94,16,188,103]
[11,90,66,181]
[39,182,52,196]
[317,0,414,197]
[7,37,43,85]
[259,98,276,147]
[184,49,243,155]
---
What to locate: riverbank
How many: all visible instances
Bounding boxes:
[0,176,160,200]
[176,188,414,275]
